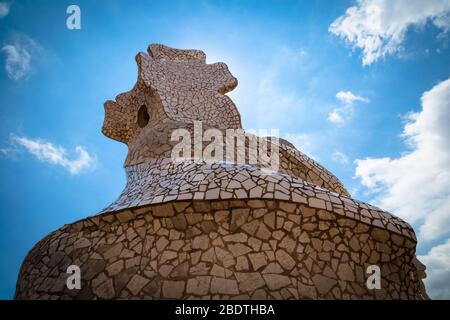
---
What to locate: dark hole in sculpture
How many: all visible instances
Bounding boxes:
[137,105,150,128]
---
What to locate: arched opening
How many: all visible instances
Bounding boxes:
[137,104,150,128]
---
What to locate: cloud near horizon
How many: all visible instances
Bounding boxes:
[419,239,450,299]
[354,77,450,299]
[12,136,96,175]
[355,77,450,242]
[330,0,450,65]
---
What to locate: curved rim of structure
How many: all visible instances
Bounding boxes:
[97,158,416,241]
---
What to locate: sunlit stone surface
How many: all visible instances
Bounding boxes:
[15,44,429,300]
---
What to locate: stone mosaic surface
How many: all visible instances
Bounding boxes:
[100,43,349,195]
[102,44,241,167]
[15,44,429,300]
[99,159,415,242]
[15,200,427,299]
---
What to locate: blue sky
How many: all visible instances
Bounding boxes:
[1,0,450,299]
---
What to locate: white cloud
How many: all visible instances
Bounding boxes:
[419,239,450,299]
[1,44,30,80]
[327,110,345,126]
[332,151,349,165]
[13,136,96,175]
[0,1,10,18]
[330,0,450,65]
[328,91,369,126]
[355,78,450,241]
[1,35,40,80]
[336,91,369,105]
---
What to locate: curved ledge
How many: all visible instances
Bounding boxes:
[100,158,416,241]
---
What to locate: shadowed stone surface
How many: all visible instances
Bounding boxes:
[15,44,428,300]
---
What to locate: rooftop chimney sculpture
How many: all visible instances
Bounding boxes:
[15,44,428,300]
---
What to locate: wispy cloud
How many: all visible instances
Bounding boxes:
[0,146,17,157]
[328,91,369,126]
[228,45,308,130]
[336,91,369,105]
[282,132,316,158]
[253,47,307,124]
[332,151,349,165]
[0,1,11,18]
[329,0,450,65]
[12,136,96,175]
[1,34,41,80]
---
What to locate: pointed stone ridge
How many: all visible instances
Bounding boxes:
[15,44,429,300]
[101,43,241,166]
[100,43,350,196]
